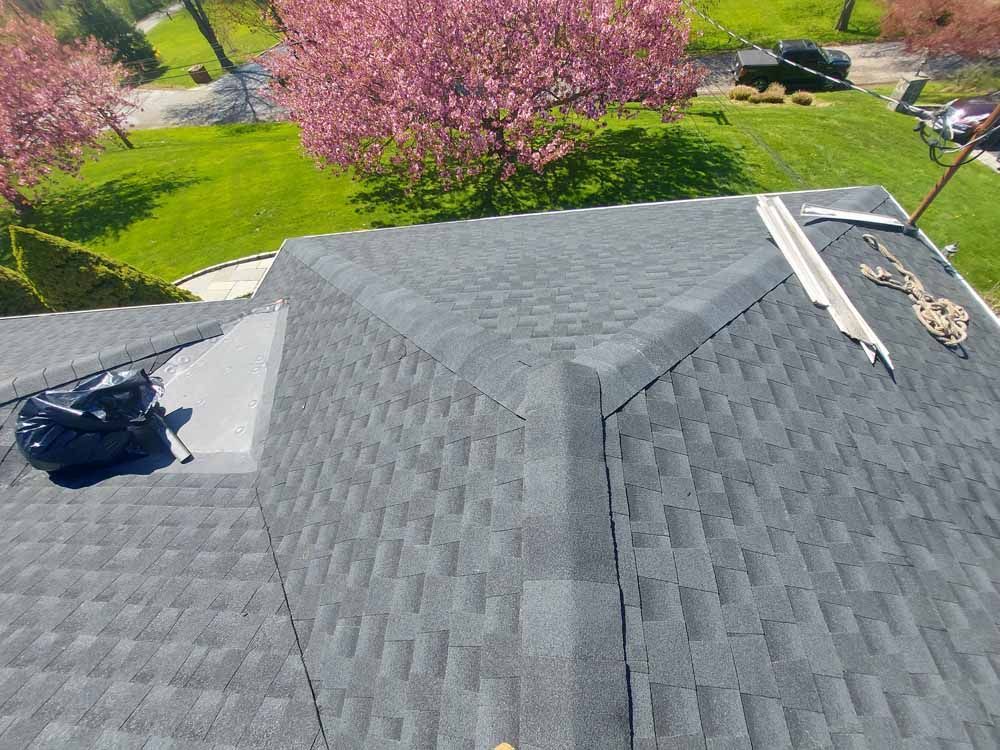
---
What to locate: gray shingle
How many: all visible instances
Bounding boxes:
[620,195,1000,750]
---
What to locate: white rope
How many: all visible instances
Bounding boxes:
[860,234,969,346]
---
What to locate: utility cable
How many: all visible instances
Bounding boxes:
[703,78,807,186]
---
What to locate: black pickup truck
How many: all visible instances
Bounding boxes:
[733,39,851,91]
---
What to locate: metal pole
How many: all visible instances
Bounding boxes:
[909,103,1000,226]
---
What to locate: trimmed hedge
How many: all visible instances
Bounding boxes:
[10,226,199,312]
[0,265,51,318]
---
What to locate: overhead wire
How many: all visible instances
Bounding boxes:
[705,79,807,187]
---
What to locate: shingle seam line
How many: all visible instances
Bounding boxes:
[597,375,637,749]
[251,485,330,750]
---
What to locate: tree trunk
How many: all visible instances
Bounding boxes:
[182,0,235,72]
[101,111,134,149]
[8,190,32,216]
[836,0,856,32]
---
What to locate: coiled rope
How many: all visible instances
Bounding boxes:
[860,234,969,347]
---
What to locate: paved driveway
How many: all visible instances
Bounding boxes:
[124,41,997,173]
[135,1,183,33]
[127,61,282,128]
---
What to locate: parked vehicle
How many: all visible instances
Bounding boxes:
[733,39,851,91]
[928,93,1000,149]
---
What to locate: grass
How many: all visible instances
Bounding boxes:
[871,66,1000,105]
[1,91,997,296]
[688,0,884,52]
[144,7,277,88]
[917,69,1000,104]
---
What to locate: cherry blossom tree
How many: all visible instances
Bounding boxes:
[0,1,134,211]
[883,0,1000,60]
[269,0,702,185]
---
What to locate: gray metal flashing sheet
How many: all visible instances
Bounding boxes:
[155,303,287,474]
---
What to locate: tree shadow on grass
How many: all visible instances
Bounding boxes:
[0,170,201,264]
[350,118,756,227]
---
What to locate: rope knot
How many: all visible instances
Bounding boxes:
[860,233,969,347]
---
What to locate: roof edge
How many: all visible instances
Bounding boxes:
[576,185,892,416]
[281,185,871,245]
[0,319,225,406]
[880,188,1000,332]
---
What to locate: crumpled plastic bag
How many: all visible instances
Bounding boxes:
[15,369,163,473]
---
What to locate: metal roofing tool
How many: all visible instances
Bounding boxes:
[800,203,913,233]
[757,195,893,370]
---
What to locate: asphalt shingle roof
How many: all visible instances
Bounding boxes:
[0,300,248,383]
[0,185,998,749]
[287,189,856,360]
[608,217,1000,749]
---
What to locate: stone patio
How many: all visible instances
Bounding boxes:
[178,255,275,301]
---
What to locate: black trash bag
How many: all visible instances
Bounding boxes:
[15,369,163,473]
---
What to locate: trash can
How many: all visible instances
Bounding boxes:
[188,64,212,84]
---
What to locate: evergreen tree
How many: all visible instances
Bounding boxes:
[72,0,159,75]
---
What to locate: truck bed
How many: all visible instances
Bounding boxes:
[735,49,777,68]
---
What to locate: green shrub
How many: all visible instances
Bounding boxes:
[10,226,199,312]
[791,90,814,106]
[749,82,787,104]
[729,85,757,101]
[0,266,51,318]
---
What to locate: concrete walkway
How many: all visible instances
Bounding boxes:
[179,255,275,301]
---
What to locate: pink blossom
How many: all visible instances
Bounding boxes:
[268,0,703,184]
[0,1,134,207]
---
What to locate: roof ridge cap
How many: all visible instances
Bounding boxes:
[285,240,544,416]
[519,359,633,747]
[574,186,892,415]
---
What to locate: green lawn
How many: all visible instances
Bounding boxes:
[689,0,883,52]
[1,92,997,301]
[917,71,1000,104]
[144,7,278,88]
